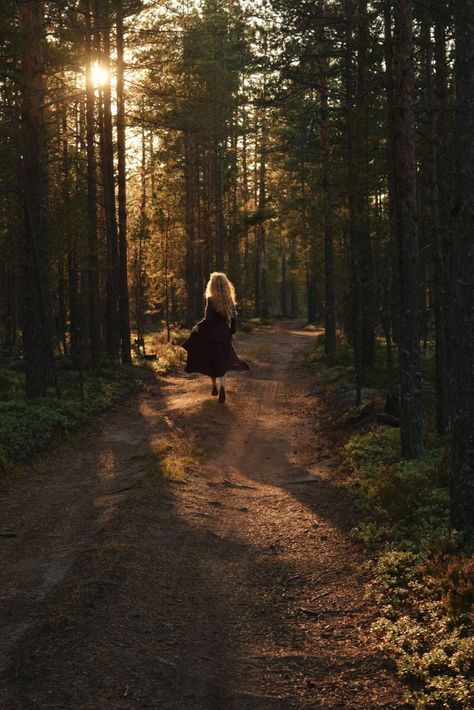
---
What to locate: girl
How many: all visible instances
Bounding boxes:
[182,272,249,402]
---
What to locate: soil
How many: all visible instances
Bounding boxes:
[0,323,406,709]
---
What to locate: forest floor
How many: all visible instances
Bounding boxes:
[0,322,407,709]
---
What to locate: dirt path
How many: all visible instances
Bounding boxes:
[0,323,405,709]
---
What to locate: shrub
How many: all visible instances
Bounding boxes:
[343,427,448,533]
[0,375,127,470]
[0,369,24,399]
[342,426,472,708]
[421,553,474,620]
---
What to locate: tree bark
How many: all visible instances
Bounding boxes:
[392,0,422,458]
[345,0,363,404]
[184,130,201,326]
[19,0,54,397]
[353,0,375,369]
[450,0,474,529]
[116,0,131,364]
[100,4,120,358]
[255,114,268,319]
[382,0,400,415]
[84,0,100,365]
[280,234,287,317]
[318,5,336,357]
[420,11,448,436]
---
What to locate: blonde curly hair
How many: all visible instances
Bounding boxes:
[205,272,236,323]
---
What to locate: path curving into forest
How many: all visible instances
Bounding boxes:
[0,323,405,709]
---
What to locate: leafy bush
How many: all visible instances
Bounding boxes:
[421,553,474,620]
[132,330,187,373]
[0,369,24,399]
[344,427,448,536]
[343,426,473,708]
[0,375,127,470]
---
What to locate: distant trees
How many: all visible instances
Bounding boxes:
[0,0,472,527]
[1,0,136,393]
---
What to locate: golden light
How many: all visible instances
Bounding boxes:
[90,62,109,88]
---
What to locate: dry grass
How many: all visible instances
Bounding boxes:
[141,434,203,483]
[132,330,187,374]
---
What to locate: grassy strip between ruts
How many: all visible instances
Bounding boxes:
[309,334,473,709]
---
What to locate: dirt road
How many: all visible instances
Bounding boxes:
[0,323,404,709]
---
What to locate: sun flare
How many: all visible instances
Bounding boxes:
[90,62,109,87]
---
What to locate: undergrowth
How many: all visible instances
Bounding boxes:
[307,332,472,707]
[133,328,187,373]
[343,427,473,709]
[0,368,130,472]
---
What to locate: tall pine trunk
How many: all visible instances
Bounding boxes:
[100,5,120,358]
[421,11,448,436]
[353,0,375,368]
[450,0,474,529]
[382,0,399,415]
[255,113,268,319]
[318,6,336,357]
[116,0,131,364]
[84,0,100,365]
[19,0,53,397]
[184,130,201,326]
[345,0,363,404]
[392,0,422,458]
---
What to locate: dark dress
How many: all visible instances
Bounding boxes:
[182,298,250,377]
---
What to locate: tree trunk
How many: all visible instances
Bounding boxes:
[116,0,131,364]
[353,0,375,369]
[215,139,226,270]
[421,12,448,436]
[392,0,422,458]
[280,235,287,317]
[19,0,54,397]
[241,106,251,317]
[345,0,363,405]
[318,8,336,357]
[255,116,268,319]
[184,130,201,326]
[450,0,474,529]
[434,15,453,430]
[84,0,100,365]
[383,0,400,415]
[100,5,120,358]
[289,233,299,316]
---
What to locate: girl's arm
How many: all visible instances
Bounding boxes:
[193,298,213,332]
[230,313,236,335]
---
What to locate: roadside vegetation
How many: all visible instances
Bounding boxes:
[309,333,474,709]
[0,364,130,472]
[0,325,188,474]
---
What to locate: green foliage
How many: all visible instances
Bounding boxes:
[343,426,473,707]
[421,553,474,620]
[344,427,448,536]
[308,333,355,388]
[0,374,127,471]
[133,330,187,373]
[0,369,24,399]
